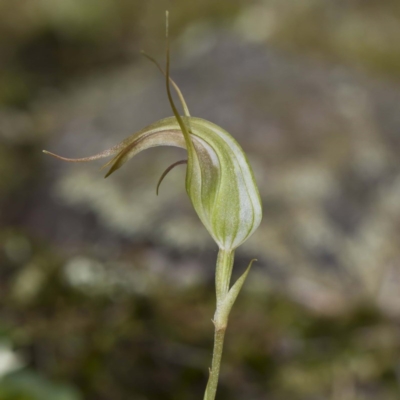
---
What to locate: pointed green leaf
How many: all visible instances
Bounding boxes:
[216,259,257,324]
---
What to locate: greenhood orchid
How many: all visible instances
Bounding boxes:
[44,80,262,253]
[44,13,262,400]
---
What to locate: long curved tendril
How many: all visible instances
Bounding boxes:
[156,159,188,195]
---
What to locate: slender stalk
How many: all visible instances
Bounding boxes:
[204,326,227,400]
[203,249,235,400]
[215,249,235,306]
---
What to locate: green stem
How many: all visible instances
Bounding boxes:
[215,248,235,306]
[204,325,226,400]
[203,248,235,400]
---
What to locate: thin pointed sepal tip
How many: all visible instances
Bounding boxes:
[165,11,169,35]
[42,150,68,160]
[43,149,58,157]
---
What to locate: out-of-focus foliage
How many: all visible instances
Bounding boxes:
[237,0,400,79]
[1,1,400,399]
[0,0,245,106]
[1,230,400,399]
[0,370,81,400]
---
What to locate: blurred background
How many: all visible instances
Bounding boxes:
[1,0,400,399]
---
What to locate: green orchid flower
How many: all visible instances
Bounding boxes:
[44,113,262,251]
[44,13,262,400]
